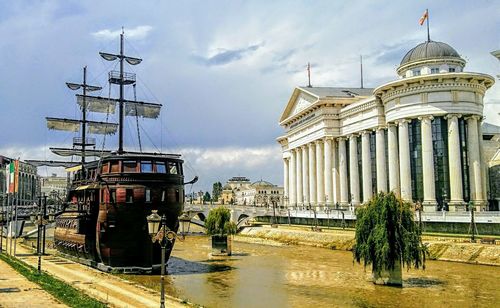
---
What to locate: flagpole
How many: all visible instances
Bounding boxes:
[426,9,430,42]
[307,62,311,88]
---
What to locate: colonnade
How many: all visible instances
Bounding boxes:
[282,114,486,211]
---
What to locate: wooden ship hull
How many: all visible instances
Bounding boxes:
[54,154,184,273]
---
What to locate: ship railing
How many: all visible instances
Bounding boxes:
[108,70,136,85]
[73,137,96,147]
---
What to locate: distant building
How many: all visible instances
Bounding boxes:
[0,155,39,205]
[40,173,68,202]
[220,177,251,204]
[235,180,284,207]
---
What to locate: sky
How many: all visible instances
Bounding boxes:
[0,0,499,193]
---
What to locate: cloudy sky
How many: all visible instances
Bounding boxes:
[0,0,499,193]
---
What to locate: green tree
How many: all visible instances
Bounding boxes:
[212,182,223,202]
[203,192,211,203]
[205,206,237,236]
[353,192,427,286]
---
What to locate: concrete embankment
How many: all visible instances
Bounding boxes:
[237,226,500,266]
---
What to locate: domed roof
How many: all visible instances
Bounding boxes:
[400,41,461,65]
[251,180,274,187]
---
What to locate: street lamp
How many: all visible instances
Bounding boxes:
[147,210,176,308]
[0,211,5,253]
[179,212,191,239]
[30,197,53,274]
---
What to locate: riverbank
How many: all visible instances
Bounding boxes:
[237,225,500,266]
[2,239,192,308]
[0,255,69,308]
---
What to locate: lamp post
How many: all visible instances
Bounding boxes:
[178,212,191,240]
[147,210,176,308]
[271,199,277,227]
[0,210,5,253]
[30,196,53,274]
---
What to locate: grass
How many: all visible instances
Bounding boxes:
[0,253,106,308]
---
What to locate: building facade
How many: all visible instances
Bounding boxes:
[234,180,284,207]
[40,173,68,202]
[1,155,39,205]
[220,176,251,204]
[278,40,496,212]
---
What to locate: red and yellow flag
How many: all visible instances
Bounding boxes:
[14,160,19,193]
[419,9,428,25]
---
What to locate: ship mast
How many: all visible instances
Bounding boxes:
[47,30,162,159]
[119,32,125,154]
[99,29,156,154]
[64,67,103,173]
[82,66,88,167]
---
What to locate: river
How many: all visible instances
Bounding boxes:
[123,235,499,307]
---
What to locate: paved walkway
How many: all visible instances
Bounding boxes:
[0,255,67,308]
[3,240,188,308]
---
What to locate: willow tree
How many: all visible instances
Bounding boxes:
[353,192,427,286]
[206,206,237,255]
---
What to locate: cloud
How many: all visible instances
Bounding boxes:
[92,25,153,40]
[192,44,262,66]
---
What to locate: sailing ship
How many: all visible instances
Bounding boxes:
[46,32,196,272]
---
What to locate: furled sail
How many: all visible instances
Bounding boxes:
[99,52,118,61]
[124,101,162,118]
[50,147,112,157]
[77,95,117,114]
[86,120,118,135]
[46,117,80,132]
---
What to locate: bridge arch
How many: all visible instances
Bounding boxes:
[193,213,206,221]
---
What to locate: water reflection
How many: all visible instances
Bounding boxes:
[123,235,500,308]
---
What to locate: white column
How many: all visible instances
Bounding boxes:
[387,123,400,197]
[296,147,303,206]
[308,143,317,205]
[283,157,289,203]
[289,150,297,206]
[316,140,325,206]
[420,116,437,211]
[375,127,387,193]
[398,119,412,202]
[338,138,348,207]
[349,135,360,206]
[301,146,309,204]
[467,116,485,210]
[324,137,333,207]
[361,131,372,202]
[332,139,340,205]
[478,121,488,201]
[447,114,464,210]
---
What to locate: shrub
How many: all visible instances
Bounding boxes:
[205,206,237,236]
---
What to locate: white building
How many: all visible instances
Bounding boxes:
[40,173,67,201]
[278,40,497,212]
[235,180,284,207]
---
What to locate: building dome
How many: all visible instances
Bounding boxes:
[251,180,274,187]
[400,41,461,66]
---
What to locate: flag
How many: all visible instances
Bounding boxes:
[14,160,19,193]
[8,162,15,193]
[419,9,428,25]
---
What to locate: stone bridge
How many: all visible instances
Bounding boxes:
[182,204,500,233]
[182,204,279,231]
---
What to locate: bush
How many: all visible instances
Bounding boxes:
[205,206,237,236]
[353,192,427,275]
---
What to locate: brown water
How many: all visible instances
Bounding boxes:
[124,235,499,308]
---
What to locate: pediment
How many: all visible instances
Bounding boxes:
[279,88,319,123]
